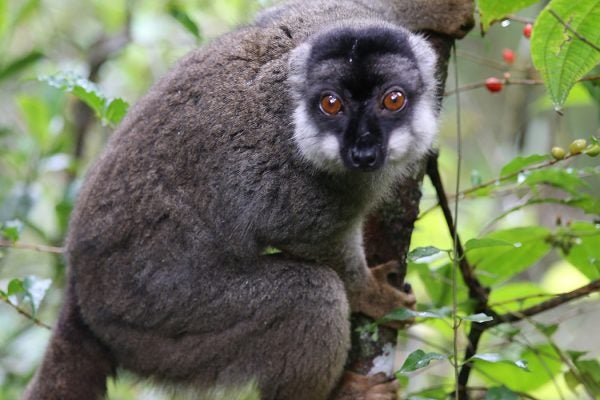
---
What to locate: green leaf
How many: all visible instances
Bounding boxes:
[22,276,52,314]
[261,246,282,255]
[567,350,588,363]
[0,50,44,81]
[531,0,600,110]
[414,263,471,309]
[408,246,445,261]
[465,238,517,251]
[469,227,552,285]
[489,282,549,314]
[485,386,519,400]
[105,98,129,125]
[478,0,539,32]
[471,353,530,371]
[6,276,51,314]
[1,219,23,242]
[0,0,6,39]
[522,168,589,195]
[572,359,600,395]
[475,345,562,392]
[582,66,600,109]
[7,278,25,296]
[382,307,449,323]
[461,313,494,323]
[561,221,600,279]
[39,72,129,126]
[398,350,447,374]
[499,154,550,178]
[168,2,202,40]
[17,95,52,150]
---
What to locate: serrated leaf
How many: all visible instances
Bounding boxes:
[531,0,600,110]
[485,386,519,400]
[0,50,44,81]
[398,350,447,374]
[465,238,517,251]
[39,72,128,126]
[408,246,445,261]
[168,2,202,40]
[461,313,494,323]
[479,0,539,32]
[500,154,550,178]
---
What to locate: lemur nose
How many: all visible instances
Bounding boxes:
[350,146,377,168]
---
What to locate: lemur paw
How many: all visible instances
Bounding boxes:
[353,261,416,327]
[331,372,399,400]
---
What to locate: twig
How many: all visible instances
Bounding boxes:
[451,45,462,400]
[548,9,600,53]
[419,150,586,219]
[444,74,600,96]
[495,279,600,325]
[426,152,494,400]
[0,239,63,254]
[1,297,52,330]
[507,15,535,25]
[426,153,490,304]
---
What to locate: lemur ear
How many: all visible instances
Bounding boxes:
[406,34,438,93]
[288,42,312,92]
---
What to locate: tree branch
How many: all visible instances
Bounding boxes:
[0,239,63,254]
[494,279,600,326]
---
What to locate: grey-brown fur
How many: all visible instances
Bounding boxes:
[25,1,474,399]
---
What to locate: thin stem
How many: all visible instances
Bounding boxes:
[444,74,600,96]
[1,297,52,330]
[451,44,462,400]
[0,239,63,254]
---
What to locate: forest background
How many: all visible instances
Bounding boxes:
[0,0,598,399]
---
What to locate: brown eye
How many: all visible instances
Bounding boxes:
[382,90,406,112]
[320,94,343,115]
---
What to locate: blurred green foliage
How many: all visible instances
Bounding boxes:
[0,0,598,399]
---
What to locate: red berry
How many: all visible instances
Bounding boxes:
[485,77,503,93]
[502,49,515,65]
[523,23,533,38]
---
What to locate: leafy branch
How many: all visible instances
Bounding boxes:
[426,151,600,399]
[419,148,596,219]
[444,74,600,96]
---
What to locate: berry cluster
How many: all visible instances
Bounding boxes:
[485,23,534,94]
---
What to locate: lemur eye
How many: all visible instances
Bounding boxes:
[382,90,406,112]
[320,94,343,115]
